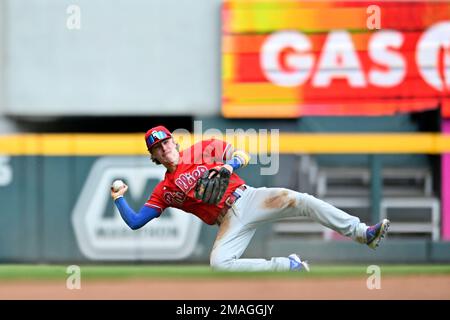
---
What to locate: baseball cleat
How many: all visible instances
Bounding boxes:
[366,219,390,249]
[288,253,310,272]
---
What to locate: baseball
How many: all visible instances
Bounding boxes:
[112,179,125,192]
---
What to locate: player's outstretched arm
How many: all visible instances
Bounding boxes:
[115,199,160,230]
[111,184,160,230]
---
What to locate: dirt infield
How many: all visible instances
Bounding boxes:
[1,275,449,300]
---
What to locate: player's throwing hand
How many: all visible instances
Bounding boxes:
[111,183,128,201]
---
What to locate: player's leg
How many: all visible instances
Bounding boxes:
[210,206,292,271]
[240,186,369,244]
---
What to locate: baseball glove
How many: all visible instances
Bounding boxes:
[194,167,231,205]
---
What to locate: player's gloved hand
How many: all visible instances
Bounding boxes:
[111,183,129,201]
[194,166,231,205]
[221,164,233,175]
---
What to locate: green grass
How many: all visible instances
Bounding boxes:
[1,264,450,281]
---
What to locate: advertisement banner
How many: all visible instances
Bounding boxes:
[222,0,450,118]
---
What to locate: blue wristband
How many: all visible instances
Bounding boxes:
[226,157,243,171]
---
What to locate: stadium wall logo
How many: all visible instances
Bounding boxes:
[71,157,202,260]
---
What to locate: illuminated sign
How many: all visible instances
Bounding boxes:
[222,0,450,118]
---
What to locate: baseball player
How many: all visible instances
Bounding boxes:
[111,125,390,271]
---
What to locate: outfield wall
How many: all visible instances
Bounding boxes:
[0,155,266,262]
[1,133,450,263]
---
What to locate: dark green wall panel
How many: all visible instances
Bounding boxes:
[0,155,449,263]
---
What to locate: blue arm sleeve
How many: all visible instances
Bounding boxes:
[225,151,250,171]
[114,197,160,230]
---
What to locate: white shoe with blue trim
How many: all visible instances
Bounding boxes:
[288,253,310,272]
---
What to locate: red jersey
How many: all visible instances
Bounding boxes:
[145,139,246,225]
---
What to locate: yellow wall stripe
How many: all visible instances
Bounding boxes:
[2,133,450,155]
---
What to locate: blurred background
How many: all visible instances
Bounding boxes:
[0,0,449,267]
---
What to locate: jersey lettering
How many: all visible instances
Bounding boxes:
[174,165,208,193]
[163,191,186,206]
[146,140,246,225]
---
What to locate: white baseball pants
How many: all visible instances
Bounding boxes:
[210,186,368,271]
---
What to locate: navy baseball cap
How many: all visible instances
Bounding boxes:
[145,125,172,151]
